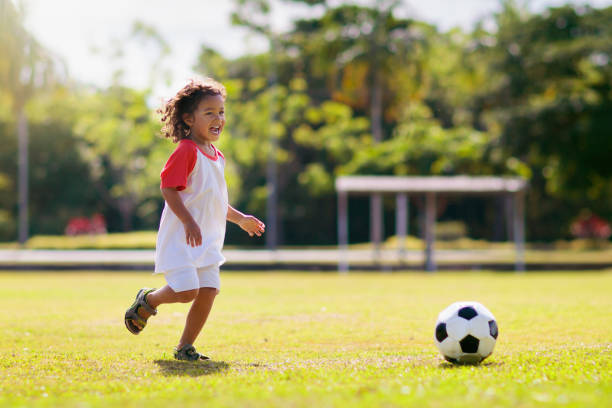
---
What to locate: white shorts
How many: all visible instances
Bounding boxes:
[164,264,221,292]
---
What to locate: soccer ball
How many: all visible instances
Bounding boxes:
[434,301,498,364]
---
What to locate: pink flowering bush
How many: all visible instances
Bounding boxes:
[65,214,107,236]
[570,212,611,241]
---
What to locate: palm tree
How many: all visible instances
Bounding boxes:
[287,0,423,142]
[0,0,55,243]
[232,0,281,248]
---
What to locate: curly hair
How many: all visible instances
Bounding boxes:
[158,78,227,143]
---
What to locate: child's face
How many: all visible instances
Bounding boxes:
[184,94,225,144]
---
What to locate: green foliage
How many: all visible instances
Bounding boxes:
[217,74,371,243]
[23,231,157,249]
[1,1,611,243]
[0,88,100,238]
[283,2,432,141]
[73,86,168,231]
[0,121,15,240]
[339,102,493,176]
[471,4,612,238]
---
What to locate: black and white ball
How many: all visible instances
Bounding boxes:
[434,301,498,364]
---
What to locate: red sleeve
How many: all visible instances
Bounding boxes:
[160,140,197,191]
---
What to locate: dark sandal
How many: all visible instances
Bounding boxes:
[124,288,157,335]
[174,344,210,361]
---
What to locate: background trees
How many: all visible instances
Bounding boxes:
[1,0,610,244]
[0,0,57,242]
[474,4,612,239]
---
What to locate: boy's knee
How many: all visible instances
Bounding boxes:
[176,288,199,303]
[200,287,219,296]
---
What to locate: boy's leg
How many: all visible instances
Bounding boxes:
[133,286,198,329]
[177,287,218,350]
[147,285,198,308]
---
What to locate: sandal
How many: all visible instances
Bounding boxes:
[124,288,157,335]
[174,344,210,361]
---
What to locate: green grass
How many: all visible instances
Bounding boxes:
[4,231,611,252]
[0,271,611,407]
[7,231,159,250]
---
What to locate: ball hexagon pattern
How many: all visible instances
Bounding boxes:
[434,301,498,364]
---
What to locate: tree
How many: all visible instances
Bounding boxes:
[284,1,430,142]
[231,0,285,247]
[475,2,612,238]
[194,41,373,244]
[0,89,101,237]
[73,86,168,231]
[72,21,176,232]
[0,0,56,243]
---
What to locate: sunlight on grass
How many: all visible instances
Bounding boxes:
[0,271,610,407]
[22,231,158,250]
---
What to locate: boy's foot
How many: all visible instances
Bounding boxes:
[174,344,210,361]
[124,288,157,335]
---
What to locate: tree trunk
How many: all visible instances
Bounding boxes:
[266,36,279,249]
[17,107,29,244]
[266,144,278,248]
[118,198,134,232]
[371,70,383,143]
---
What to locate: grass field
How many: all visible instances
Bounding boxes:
[0,270,611,407]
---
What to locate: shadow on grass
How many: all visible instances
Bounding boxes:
[154,359,230,377]
[438,361,504,369]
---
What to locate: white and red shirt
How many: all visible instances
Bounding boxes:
[154,139,228,274]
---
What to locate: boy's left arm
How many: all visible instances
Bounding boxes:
[227,205,265,237]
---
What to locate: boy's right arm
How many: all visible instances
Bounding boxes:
[161,187,202,247]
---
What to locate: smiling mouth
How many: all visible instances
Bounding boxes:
[209,126,221,135]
